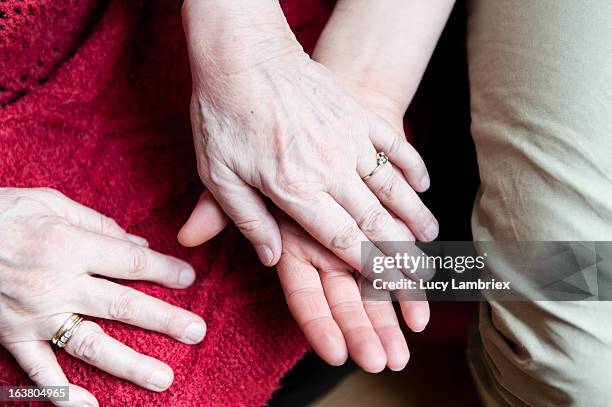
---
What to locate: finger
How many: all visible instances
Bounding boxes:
[319,267,387,373]
[208,172,281,266]
[178,190,229,247]
[363,241,431,333]
[38,188,148,246]
[275,189,413,286]
[362,233,432,326]
[369,117,430,192]
[78,278,206,345]
[277,254,347,366]
[71,228,196,289]
[5,341,98,407]
[332,172,415,243]
[361,162,439,241]
[356,235,431,334]
[331,171,435,280]
[63,321,174,392]
[362,298,410,371]
[311,242,388,373]
[398,300,430,333]
[278,192,367,271]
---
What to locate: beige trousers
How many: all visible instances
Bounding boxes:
[466,0,612,405]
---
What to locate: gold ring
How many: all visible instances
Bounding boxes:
[362,152,389,181]
[51,314,84,348]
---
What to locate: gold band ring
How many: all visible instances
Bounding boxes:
[362,152,389,181]
[51,314,84,348]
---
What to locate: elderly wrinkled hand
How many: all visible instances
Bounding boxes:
[182,1,438,270]
[0,188,206,407]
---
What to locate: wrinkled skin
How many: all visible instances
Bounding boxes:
[0,188,206,407]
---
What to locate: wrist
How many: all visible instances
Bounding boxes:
[312,0,454,124]
[182,0,304,81]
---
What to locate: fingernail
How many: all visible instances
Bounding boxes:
[256,245,274,266]
[420,174,430,191]
[147,369,172,391]
[179,268,195,286]
[127,234,148,247]
[184,322,206,343]
[424,220,439,241]
[413,318,429,333]
[387,357,410,372]
[389,362,408,372]
[415,320,429,332]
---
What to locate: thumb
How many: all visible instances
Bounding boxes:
[178,190,230,247]
[205,176,282,267]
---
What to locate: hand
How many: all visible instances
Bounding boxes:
[179,190,429,372]
[183,16,438,269]
[269,96,431,371]
[275,213,429,372]
[0,188,206,407]
[178,50,433,371]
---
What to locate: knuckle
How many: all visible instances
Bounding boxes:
[38,220,72,256]
[0,267,49,305]
[204,164,228,188]
[330,221,360,251]
[234,217,265,235]
[22,269,56,300]
[278,179,322,199]
[331,298,364,314]
[128,246,148,279]
[359,205,390,237]
[36,187,64,199]
[375,172,399,202]
[275,170,305,195]
[285,285,320,304]
[109,290,139,322]
[401,152,425,176]
[99,215,121,235]
[26,362,52,383]
[387,135,404,156]
[285,286,327,319]
[364,302,394,321]
[343,325,373,340]
[274,166,327,198]
[319,265,350,279]
[157,309,177,336]
[72,324,104,363]
[42,218,71,238]
[163,257,182,282]
[406,158,425,175]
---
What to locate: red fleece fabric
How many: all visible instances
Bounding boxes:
[0,0,334,405]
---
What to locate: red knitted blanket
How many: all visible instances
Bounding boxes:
[0,0,332,405]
